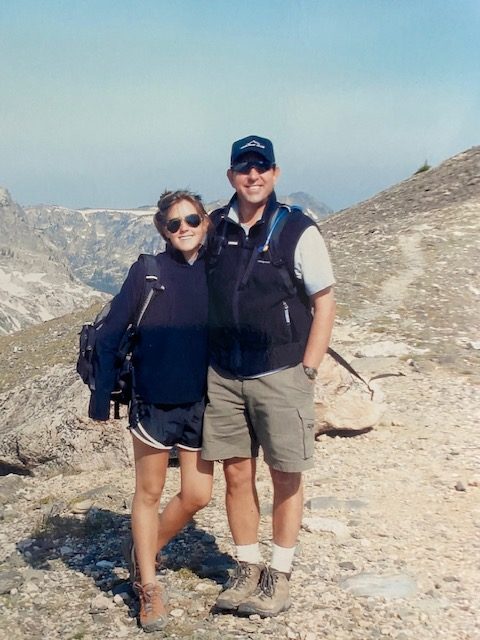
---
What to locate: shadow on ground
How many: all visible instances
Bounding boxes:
[15,507,234,596]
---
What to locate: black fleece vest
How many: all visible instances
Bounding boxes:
[207,193,316,377]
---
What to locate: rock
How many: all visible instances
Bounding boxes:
[0,569,24,594]
[21,580,40,593]
[96,560,115,570]
[305,496,368,512]
[305,496,340,510]
[345,499,369,511]
[90,594,111,612]
[339,572,417,599]
[60,545,74,556]
[302,516,350,541]
[70,499,94,514]
[314,352,385,434]
[0,366,134,474]
[454,481,467,492]
[354,341,420,358]
[0,474,24,505]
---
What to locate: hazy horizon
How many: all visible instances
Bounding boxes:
[1,1,479,211]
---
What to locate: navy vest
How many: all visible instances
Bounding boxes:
[207,192,316,377]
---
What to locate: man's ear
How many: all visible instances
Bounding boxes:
[273,165,281,184]
[227,168,235,187]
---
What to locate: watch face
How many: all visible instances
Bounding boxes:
[304,366,317,380]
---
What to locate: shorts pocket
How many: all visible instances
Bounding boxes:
[298,409,315,459]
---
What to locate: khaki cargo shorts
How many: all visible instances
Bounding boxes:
[202,363,315,472]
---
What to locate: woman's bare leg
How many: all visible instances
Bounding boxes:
[156,449,213,550]
[131,437,169,586]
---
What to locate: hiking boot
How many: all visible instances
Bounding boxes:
[237,567,291,617]
[135,582,168,632]
[215,561,264,611]
[121,534,140,592]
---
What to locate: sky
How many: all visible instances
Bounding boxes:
[1,1,479,212]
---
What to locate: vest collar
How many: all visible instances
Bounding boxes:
[225,191,279,227]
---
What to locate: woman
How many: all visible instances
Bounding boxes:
[89,190,213,632]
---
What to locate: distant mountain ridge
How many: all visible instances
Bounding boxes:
[24,192,332,295]
[0,188,101,335]
[25,204,163,294]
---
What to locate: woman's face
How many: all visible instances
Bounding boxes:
[164,199,209,261]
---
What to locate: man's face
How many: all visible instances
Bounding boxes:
[227,152,280,207]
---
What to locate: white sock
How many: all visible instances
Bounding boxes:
[270,543,296,574]
[235,543,262,564]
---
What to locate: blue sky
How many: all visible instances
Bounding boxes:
[1,1,479,211]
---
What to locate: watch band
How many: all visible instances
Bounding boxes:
[303,365,318,380]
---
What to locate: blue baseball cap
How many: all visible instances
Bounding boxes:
[230,135,275,166]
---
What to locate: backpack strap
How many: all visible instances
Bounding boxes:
[113,254,163,418]
[134,254,164,327]
[326,347,375,399]
[239,206,291,289]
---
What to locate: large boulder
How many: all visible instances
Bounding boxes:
[314,350,386,435]
[0,364,133,475]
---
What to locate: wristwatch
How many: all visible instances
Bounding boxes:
[303,365,318,380]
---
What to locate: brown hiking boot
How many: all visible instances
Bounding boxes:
[215,561,264,611]
[135,582,168,632]
[237,567,291,617]
[122,533,163,593]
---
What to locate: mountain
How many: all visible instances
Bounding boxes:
[0,188,102,335]
[281,191,333,222]
[319,146,480,373]
[24,205,164,294]
[24,192,332,295]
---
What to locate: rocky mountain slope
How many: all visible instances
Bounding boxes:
[24,205,164,294]
[0,148,478,639]
[321,146,480,377]
[0,189,103,335]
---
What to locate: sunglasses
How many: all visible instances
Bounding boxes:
[166,213,202,234]
[231,159,274,174]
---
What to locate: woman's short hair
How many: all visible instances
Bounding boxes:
[154,189,210,240]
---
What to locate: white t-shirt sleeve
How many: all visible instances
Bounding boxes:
[294,226,335,296]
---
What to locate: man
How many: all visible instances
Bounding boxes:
[202,135,336,617]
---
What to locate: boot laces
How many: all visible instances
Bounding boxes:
[230,562,254,588]
[257,567,276,599]
[135,583,161,614]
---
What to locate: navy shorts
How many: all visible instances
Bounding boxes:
[129,399,205,451]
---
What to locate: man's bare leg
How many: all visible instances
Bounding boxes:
[223,457,260,544]
[270,468,303,548]
[215,457,264,612]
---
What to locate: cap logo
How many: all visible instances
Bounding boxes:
[240,140,266,150]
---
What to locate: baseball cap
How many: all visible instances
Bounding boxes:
[230,135,275,166]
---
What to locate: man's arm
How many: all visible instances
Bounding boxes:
[302,286,336,370]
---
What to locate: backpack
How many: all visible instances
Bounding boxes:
[76,254,162,418]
